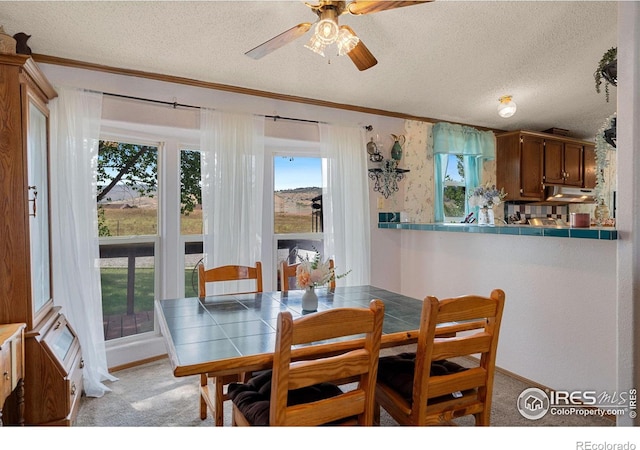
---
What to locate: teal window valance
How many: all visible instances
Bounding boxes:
[432,122,495,159]
[433,122,495,222]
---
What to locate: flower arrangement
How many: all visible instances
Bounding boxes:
[295,250,350,289]
[468,183,506,209]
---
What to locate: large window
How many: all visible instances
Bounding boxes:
[97,140,158,340]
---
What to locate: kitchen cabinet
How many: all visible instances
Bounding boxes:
[497,130,596,201]
[544,139,583,186]
[496,132,545,201]
[583,145,597,189]
[0,54,83,425]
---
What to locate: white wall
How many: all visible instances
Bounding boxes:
[381,229,617,394]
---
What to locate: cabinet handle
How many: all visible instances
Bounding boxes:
[54,321,61,330]
[3,371,8,381]
[79,358,85,369]
[71,382,77,396]
[28,186,38,218]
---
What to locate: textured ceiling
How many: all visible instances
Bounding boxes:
[0,0,618,139]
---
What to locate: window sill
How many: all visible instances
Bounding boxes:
[377,222,618,240]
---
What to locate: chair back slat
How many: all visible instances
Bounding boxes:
[287,349,370,390]
[291,308,373,344]
[430,333,493,361]
[198,262,263,297]
[283,391,365,426]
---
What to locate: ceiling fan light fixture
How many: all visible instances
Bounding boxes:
[315,18,339,44]
[336,26,360,56]
[304,33,326,57]
[498,95,517,118]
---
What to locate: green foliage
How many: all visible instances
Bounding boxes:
[97,141,158,203]
[97,142,202,236]
[180,150,202,215]
[594,47,617,102]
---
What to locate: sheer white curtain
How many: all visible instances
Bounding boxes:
[50,86,117,397]
[320,124,371,286]
[200,109,265,294]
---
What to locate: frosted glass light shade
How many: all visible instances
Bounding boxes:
[498,95,517,118]
[305,34,326,57]
[336,27,359,56]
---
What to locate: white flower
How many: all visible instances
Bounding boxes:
[468,183,506,208]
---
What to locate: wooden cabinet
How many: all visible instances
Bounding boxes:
[544,139,584,186]
[496,132,545,201]
[583,145,597,189]
[0,323,26,426]
[0,54,83,425]
[497,130,596,201]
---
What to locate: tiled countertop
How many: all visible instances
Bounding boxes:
[377,221,618,240]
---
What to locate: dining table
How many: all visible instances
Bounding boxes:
[155,285,428,379]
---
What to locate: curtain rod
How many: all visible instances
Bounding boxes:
[102,91,323,125]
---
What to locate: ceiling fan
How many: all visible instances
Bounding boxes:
[245,1,432,71]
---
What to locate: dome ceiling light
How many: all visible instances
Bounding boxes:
[498,95,517,118]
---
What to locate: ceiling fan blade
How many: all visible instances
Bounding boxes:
[245,22,313,59]
[347,1,432,16]
[341,26,378,71]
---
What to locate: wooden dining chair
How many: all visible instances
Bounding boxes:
[279,259,335,291]
[375,289,505,426]
[197,261,263,426]
[228,299,385,426]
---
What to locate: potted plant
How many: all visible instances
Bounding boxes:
[594,47,617,102]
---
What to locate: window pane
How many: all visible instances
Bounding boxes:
[180,149,202,235]
[444,154,466,219]
[97,141,158,237]
[100,242,155,340]
[184,241,203,297]
[277,238,324,290]
[274,157,323,234]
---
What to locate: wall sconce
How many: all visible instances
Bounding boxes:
[498,95,517,118]
[366,130,409,198]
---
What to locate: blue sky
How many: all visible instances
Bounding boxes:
[274,156,322,191]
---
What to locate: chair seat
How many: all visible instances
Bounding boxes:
[377,353,469,404]
[228,370,345,426]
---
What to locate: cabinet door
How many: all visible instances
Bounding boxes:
[544,139,565,184]
[583,145,596,188]
[563,143,584,186]
[520,135,544,200]
[26,96,53,323]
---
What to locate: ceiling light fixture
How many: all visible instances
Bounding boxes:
[304,5,359,59]
[498,95,517,118]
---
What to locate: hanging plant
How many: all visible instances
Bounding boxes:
[594,47,617,102]
[593,113,616,204]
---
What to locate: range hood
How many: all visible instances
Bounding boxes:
[545,186,597,203]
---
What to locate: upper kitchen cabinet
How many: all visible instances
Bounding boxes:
[0,54,57,328]
[544,139,584,186]
[496,130,597,201]
[496,131,545,201]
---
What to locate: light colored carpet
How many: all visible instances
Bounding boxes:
[75,349,614,427]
